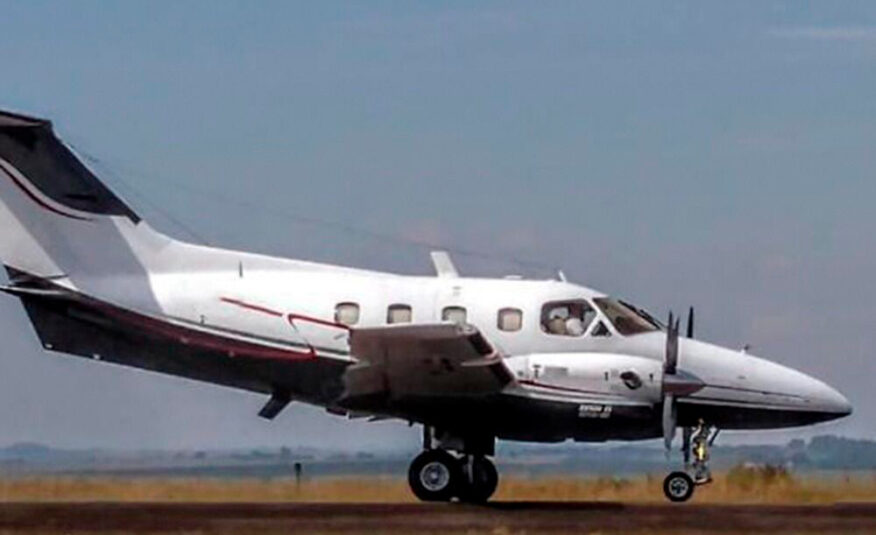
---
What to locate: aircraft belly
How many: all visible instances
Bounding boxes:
[495,391,659,442]
[364,390,659,443]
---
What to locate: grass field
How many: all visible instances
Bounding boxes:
[0,466,874,503]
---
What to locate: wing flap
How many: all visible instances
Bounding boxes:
[342,323,514,407]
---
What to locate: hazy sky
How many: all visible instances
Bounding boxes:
[0,1,873,450]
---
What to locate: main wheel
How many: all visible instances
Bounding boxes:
[458,455,499,503]
[408,450,460,502]
[457,456,499,503]
[663,471,695,502]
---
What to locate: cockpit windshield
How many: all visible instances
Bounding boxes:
[593,297,661,336]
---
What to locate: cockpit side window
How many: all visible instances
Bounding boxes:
[591,321,612,337]
[540,300,596,337]
[593,297,659,336]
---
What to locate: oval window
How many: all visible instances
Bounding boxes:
[441,306,467,325]
[387,304,412,324]
[334,302,360,326]
[497,308,523,332]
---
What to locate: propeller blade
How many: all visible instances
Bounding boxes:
[662,393,676,452]
[686,306,694,338]
[662,311,684,455]
[664,311,679,375]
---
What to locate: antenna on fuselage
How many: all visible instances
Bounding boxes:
[686,306,694,338]
[430,251,459,278]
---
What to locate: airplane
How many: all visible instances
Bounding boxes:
[0,108,852,503]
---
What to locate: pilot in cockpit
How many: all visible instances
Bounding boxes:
[544,303,588,336]
[546,310,567,335]
[565,315,585,336]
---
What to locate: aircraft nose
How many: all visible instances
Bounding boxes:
[813,380,853,417]
[676,338,853,426]
[787,366,852,420]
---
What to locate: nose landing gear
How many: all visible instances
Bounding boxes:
[663,421,719,502]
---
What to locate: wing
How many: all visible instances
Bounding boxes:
[341,323,516,409]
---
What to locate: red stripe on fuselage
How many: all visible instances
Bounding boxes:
[219,297,349,331]
[93,301,315,362]
[220,297,284,317]
[218,297,349,357]
[287,312,351,331]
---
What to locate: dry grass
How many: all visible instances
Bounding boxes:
[0,467,874,504]
[497,468,876,504]
[0,468,871,535]
[0,475,408,503]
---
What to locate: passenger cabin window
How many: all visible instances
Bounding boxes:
[497,308,523,332]
[387,304,412,324]
[540,300,596,337]
[334,302,360,326]
[442,306,467,325]
[593,298,660,336]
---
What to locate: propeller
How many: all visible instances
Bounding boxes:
[662,312,680,452]
[661,307,700,454]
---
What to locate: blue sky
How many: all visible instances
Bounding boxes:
[0,1,874,449]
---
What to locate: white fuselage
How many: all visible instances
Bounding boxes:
[87,229,850,439]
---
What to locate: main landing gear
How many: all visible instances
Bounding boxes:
[408,427,498,503]
[663,421,719,503]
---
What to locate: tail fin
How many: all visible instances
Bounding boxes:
[0,109,164,301]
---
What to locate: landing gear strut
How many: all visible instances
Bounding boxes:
[408,426,498,503]
[663,421,719,502]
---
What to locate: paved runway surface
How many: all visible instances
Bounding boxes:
[0,502,874,534]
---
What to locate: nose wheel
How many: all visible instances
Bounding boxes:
[663,471,695,502]
[663,421,718,502]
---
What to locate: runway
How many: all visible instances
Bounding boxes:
[0,502,874,534]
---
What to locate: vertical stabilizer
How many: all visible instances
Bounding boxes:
[0,109,163,304]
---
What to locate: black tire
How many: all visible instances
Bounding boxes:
[663,471,695,503]
[457,456,499,503]
[408,450,460,502]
